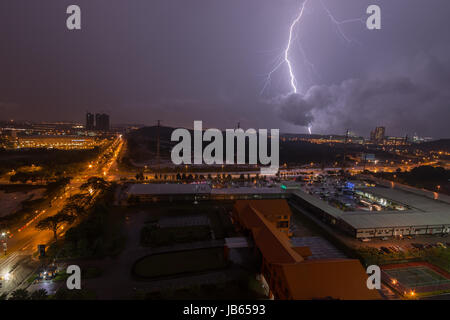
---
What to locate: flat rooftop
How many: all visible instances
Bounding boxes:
[340,211,450,229]
[366,186,449,212]
[127,184,286,196]
[127,183,212,195]
[211,187,285,195]
[292,183,450,230]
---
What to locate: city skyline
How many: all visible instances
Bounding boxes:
[0,0,449,138]
[2,0,450,305]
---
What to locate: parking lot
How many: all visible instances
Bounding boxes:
[360,234,450,254]
[298,175,406,212]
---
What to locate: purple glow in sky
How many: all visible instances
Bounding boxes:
[0,0,449,138]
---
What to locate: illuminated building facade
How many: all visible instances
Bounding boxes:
[370,126,385,144]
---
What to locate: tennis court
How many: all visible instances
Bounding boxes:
[384,266,450,288]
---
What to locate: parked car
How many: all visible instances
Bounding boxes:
[38,265,58,280]
[436,242,447,248]
[380,246,391,254]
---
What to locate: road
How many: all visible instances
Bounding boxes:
[0,135,124,294]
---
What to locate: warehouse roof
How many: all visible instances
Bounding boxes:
[127,183,211,195]
[367,186,450,212]
[211,187,284,195]
[341,211,450,230]
[292,184,450,230]
[292,190,343,218]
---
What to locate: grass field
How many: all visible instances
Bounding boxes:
[140,225,212,247]
[140,273,267,300]
[133,247,227,279]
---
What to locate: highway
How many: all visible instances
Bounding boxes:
[0,135,445,294]
[0,135,123,294]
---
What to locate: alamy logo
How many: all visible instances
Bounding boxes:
[366,265,381,290]
[171,121,279,175]
[66,265,81,290]
[66,5,81,30]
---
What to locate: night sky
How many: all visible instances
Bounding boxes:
[1,0,449,138]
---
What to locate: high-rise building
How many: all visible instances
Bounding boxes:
[86,112,95,130]
[95,113,110,131]
[370,126,385,144]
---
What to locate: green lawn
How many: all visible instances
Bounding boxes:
[54,266,103,282]
[133,247,227,279]
[140,225,211,247]
[141,274,267,300]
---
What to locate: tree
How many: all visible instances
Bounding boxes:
[30,289,48,300]
[36,213,75,241]
[81,177,110,192]
[53,288,95,300]
[63,202,86,218]
[9,289,30,300]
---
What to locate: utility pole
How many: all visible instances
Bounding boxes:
[362,152,367,172]
[342,129,349,172]
[156,120,161,179]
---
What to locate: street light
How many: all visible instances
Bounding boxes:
[1,232,7,255]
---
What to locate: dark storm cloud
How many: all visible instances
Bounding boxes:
[0,0,449,137]
[279,49,450,137]
[275,94,314,127]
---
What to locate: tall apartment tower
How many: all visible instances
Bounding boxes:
[374,126,385,142]
[86,112,95,130]
[370,126,385,144]
[95,113,110,131]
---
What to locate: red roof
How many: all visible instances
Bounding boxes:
[233,200,381,300]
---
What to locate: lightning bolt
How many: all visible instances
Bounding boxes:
[261,0,364,134]
[319,0,365,44]
[285,0,309,94]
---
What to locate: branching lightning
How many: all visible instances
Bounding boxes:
[285,0,309,94]
[319,0,365,44]
[261,0,364,135]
